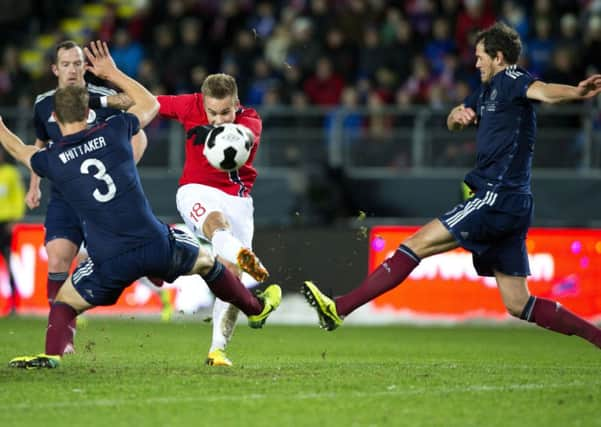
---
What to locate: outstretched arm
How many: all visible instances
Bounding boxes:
[90,93,135,110]
[446,104,476,131]
[526,75,601,104]
[25,138,47,209]
[84,40,158,127]
[0,118,39,171]
[107,93,134,110]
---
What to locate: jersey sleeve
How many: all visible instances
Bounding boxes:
[463,88,480,111]
[30,150,49,179]
[107,113,140,140]
[236,109,262,139]
[506,68,536,100]
[157,94,197,122]
[33,103,49,142]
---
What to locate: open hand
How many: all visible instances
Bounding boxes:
[84,40,117,81]
[577,74,601,98]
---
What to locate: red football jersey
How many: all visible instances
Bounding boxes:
[157,93,261,197]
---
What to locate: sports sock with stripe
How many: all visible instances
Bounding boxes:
[335,244,420,316]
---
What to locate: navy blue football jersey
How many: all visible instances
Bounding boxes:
[463,65,537,193]
[30,113,169,263]
[33,83,126,197]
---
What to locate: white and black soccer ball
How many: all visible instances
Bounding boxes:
[203,123,253,172]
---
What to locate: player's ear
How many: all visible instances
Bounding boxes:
[51,64,59,77]
[494,51,505,66]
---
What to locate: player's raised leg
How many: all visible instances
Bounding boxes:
[496,271,601,348]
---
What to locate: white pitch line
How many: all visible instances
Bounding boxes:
[0,381,598,411]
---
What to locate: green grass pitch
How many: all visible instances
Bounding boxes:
[1,317,599,427]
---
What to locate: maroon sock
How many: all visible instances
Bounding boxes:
[47,273,76,347]
[45,302,78,356]
[202,261,262,316]
[524,297,601,349]
[47,278,64,305]
[336,245,420,316]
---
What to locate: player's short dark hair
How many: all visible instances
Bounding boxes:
[54,40,81,64]
[475,22,522,64]
[201,73,239,102]
[54,86,89,124]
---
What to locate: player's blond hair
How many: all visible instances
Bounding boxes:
[55,86,89,124]
[201,73,239,102]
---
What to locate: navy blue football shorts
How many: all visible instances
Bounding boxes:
[44,195,85,246]
[439,189,533,277]
[71,228,200,306]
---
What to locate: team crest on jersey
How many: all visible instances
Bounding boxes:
[48,109,97,124]
[490,89,497,100]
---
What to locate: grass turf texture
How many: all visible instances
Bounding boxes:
[1,317,600,427]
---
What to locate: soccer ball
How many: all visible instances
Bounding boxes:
[203,123,253,172]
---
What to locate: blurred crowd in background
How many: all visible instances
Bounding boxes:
[1,0,601,112]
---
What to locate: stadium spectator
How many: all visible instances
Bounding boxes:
[386,17,422,85]
[323,27,357,83]
[110,28,144,78]
[303,57,345,106]
[402,55,434,104]
[0,46,31,108]
[167,18,207,93]
[0,147,25,313]
[4,40,280,369]
[357,27,389,81]
[25,40,148,353]
[264,25,291,72]
[285,16,322,75]
[155,73,272,367]
[499,0,528,40]
[455,0,495,65]
[424,17,456,77]
[246,1,277,39]
[526,17,555,78]
[246,58,278,106]
[583,15,601,74]
[301,22,601,351]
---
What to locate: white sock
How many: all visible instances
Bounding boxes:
[209,298,240,352]
[211,229,244,265]
[137,276,159,292]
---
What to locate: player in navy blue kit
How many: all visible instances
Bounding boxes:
[302,23,601,350]
[26,41,152,351]
[1,41,281,369]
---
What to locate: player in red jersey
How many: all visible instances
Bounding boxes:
[157,73,271,366]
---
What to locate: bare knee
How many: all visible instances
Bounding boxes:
[495,273,531,318]
[505,298,528,318]
[46,240,78,272]
[190,246,217,276]
[202,211,229,240]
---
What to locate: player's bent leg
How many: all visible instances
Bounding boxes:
[494,271,530,317]
[46,238,79,273]
[204,211,269,282]
[46,238,79,304]
[404,218,459,259]
[496,271,601,348]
